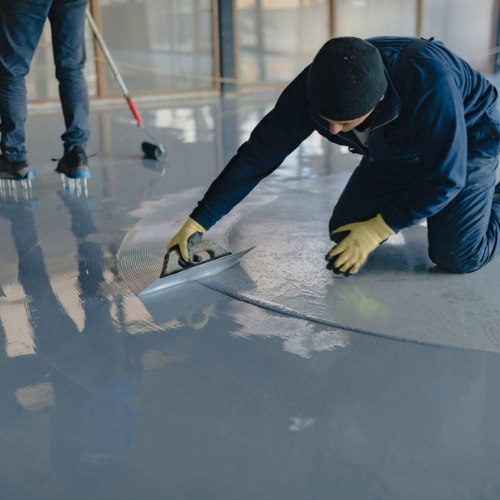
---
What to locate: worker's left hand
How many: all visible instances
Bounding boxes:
[326,214,395,275]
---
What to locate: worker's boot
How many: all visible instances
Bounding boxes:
[0,156,36,180]
[55,146,91,179]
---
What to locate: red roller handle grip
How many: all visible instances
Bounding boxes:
[127,97,143,127]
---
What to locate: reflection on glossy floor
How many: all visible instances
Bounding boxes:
[1,92,500,500]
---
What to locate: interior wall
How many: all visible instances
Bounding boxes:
[23,0,499,103]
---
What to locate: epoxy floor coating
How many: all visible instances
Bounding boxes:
[1,93,500,500]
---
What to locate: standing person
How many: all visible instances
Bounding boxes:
[164,36,499,276]
[0,0,91,180]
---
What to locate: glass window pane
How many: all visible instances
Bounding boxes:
[422,0,495,72]
[27,21,97,102]
[99,0,215,96]
[336,0,417,38]
[237,0,330,84]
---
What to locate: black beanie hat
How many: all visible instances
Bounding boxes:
[308,37,387,121]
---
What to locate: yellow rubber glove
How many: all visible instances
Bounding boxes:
[326,214,395,275]
[166,217,206,263]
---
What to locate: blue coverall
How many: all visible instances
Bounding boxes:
[0,0,90,162]
[191,37,500,274]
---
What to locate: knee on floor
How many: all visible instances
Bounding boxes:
[429,246,485,274]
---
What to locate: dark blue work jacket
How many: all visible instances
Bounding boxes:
[191,37,499,232]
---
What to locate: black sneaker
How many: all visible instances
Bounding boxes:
[0,156,37,180]
[55,146,91,179]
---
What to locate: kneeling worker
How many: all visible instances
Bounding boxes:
[166,36,500,275]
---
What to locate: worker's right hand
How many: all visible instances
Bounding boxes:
[166,217,206,263]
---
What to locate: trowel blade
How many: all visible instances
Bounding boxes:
[138,247,254,297]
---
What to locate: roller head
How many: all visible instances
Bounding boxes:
[141,141,166,160]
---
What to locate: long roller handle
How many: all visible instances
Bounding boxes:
[126,97,144,127]
[85,9,144,127]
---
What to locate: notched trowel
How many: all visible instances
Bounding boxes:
[138,237,253,297]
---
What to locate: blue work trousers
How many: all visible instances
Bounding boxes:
[329,110,500,274]
[0,0,89,161]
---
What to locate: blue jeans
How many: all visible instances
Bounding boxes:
[0,0,89,162]
[329,110,500,274]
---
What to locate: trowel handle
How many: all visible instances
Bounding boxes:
[187,232,204,249]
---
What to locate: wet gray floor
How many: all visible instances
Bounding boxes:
[1,91,500,499]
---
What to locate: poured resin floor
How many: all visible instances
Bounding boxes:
[1,92,500,500]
